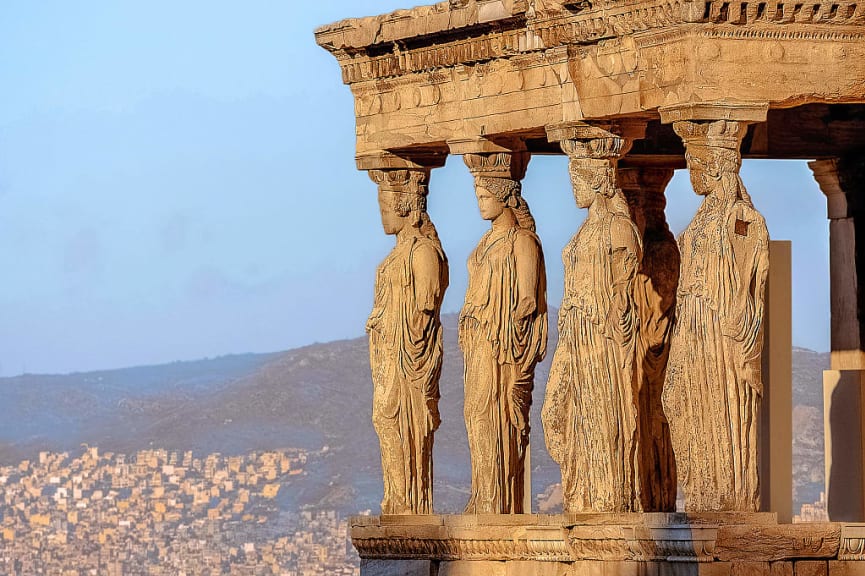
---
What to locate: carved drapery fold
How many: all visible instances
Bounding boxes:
[542,126,645,513]
[458,144,548,514]
[663,116,770,512]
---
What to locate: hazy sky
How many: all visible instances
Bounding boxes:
[0,1,830,375]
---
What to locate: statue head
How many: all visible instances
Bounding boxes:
[377,189,427,235]
[474,176,537,232]
[684,146,741,200]
[369,169,430,236]
[474,176,520,221]
[675,120,746,202]
[568,159,617,209]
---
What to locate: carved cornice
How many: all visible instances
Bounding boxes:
[318,0,865,84]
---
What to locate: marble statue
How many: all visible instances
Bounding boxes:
[542,138,643,513]
[366,168,449,515]
[662,119,769,512]
[460,165,548,514]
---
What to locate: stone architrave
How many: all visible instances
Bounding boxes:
[542,124,644,513]
[618,166,679,513]
[454,141,548,514]
[661,112,770,512]
[365,161,449,515]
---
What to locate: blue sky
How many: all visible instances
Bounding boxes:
[0,1,829,375]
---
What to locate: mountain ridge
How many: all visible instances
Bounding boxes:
[0,314,828,513]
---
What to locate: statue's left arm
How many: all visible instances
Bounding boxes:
[514,232,541,320]
[409,241,446,428]
[412,242,444,314]
[722,204,770,391]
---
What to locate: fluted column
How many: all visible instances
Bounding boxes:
[448,138,547,514]
[358,151,449,515]
[618,165,679,513]
[660,104,770,512]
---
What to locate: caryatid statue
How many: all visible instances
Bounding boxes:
[662,119,769,512]
[366,167,449,515]
[619,166,679,513]
[542,129,643,513]
[459,149,548,514]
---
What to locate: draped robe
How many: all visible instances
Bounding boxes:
[662,196,769,511]
[367,233,448,514]
[460,225,547,514]
[542,211,642,512]
[632,224,679,512]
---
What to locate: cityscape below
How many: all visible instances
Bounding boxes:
[0,443,831,575]
[1,448,359,575]
[0,325,831,575]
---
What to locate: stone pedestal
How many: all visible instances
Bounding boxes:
[352,514,861,575]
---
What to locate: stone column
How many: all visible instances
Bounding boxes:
[810,156,865,521]
[660,103,770,512]
[448,138,547,515]
[357,151,449,517]
[618,165,679,513]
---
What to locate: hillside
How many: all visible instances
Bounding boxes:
[0,316,828,514]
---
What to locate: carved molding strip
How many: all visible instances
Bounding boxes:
[352,527,571,562]
[351,517,862,563]
[565,525,717,562]
[353,537,571,561]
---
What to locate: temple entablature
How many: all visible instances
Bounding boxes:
[316,0,865,156]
